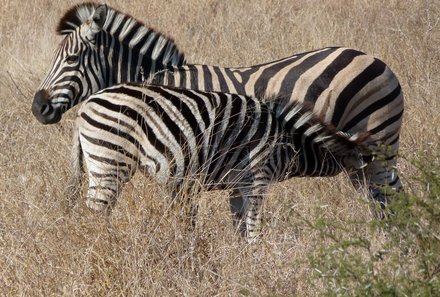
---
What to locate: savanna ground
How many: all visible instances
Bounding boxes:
[0,0,439,296]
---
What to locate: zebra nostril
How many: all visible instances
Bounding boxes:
[32,90,49,114]
[33,89,49,104]
[32,89,62,124]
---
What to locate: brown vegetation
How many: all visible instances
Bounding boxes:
[0,0,439,295]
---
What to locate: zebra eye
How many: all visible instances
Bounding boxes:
[65,55,79,65]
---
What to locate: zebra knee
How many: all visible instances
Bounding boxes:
[85,187,117,213]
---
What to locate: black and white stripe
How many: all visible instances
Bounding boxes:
[34,3,403,212]
[33,3,185,124]
[68,83,367,239]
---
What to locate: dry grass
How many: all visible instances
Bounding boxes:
[0,0,439,296]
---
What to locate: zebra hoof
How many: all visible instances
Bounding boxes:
[86,197,111,213]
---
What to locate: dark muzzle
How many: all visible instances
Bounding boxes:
[32,90,62,124]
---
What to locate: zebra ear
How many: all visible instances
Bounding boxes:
[86,5,108,41]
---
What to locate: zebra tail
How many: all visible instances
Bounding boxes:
[267,95,374,169]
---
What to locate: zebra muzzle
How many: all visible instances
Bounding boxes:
[32,90,62,124]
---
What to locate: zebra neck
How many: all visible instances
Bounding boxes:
[98,31,185,87]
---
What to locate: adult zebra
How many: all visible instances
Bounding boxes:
[70,83,368,238]
[32,3,403,212]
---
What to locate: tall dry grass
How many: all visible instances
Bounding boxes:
[0,0,439,295]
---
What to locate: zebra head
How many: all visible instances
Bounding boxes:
[33,2,186,124]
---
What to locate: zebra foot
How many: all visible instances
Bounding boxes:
[246,229,261,244]
[63,184,80,214]
[86,197,113,214]
[231,213,247,238]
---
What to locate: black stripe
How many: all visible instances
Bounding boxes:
[211,98,257,182]
[141,33,160,74]
[111,35,120,84]
[388,135,400,146]
[369,109,403,136]
[169,88,212,129]
[187,65,199,89]
[131,29,151,53]
[148,86,203,141]
[237,50,313,85]
[212,66,229,93]
[342,85,402,132]
[80,116,139,162]
[105,13,116,34]
[90,186,117,193]
[111,15,129,38]
[89,172,119,178]
[202,65,213,90]
[206,93,231,177]
[179,68,187,88]
[331,58,387,126]
[86,95,171,163]
[142,86,204,172]
[122,22,142,44]
[254,48,335,98]
[275,48,336,100]
[225,69,245,94]
[87,152,130,167]
[304,49,363,103]
[120,47,129,82]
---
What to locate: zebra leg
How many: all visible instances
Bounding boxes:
[64,123,83,211]
[170,179,201,230]
[84,161,133,214]
[229,189,249,236]
[243,172,270,241]
[245,183,267,241]
[349,155,402,218]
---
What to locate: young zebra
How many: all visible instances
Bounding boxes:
[69,83,368,239]
[33,3,402,213]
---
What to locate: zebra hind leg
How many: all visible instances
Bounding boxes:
[83,159,134,215]
[349,154,402,219]
[245,181,269,242]
[229,189,249,237]
[169,178,202,231]
[230,172,270,241]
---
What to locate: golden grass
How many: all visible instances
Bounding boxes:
[0,0,439,295]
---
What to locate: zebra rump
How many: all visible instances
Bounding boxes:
[67,83,369,239]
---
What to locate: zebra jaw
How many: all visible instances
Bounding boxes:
[32,89,63,124]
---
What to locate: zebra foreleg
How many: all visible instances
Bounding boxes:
[84,163,133,215]
[64,124,83,212]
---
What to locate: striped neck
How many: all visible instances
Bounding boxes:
[58,3,186,87]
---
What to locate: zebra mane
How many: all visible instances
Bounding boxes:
[57,2,96,34]
[57,2,186,65]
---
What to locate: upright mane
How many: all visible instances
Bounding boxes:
[56,2,186,66]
